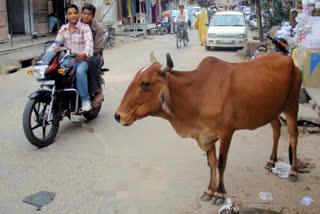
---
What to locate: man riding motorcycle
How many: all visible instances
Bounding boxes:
[48,4,93,112]
[81,3,104,107]
[174,5,189,42]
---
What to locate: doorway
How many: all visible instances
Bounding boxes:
[6,0,25,34]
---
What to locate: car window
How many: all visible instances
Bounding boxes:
[210,14,245,26]
[193,7,200,12]
[244,7,251,12]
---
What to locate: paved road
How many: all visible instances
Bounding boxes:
[1,30,319,214]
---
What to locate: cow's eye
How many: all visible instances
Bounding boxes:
[140,82,150,88]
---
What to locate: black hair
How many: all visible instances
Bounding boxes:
[65,4,79,14]
[82,3,96,16]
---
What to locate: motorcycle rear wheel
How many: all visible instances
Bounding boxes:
[23,98,60,148]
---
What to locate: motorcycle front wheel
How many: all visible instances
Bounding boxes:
[23,98,60,148]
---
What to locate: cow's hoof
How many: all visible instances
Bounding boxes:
[264,162,275,170]
[289,174,298,182]
[211,196,217,204]
[212,196,225,206]
[200,192,214,201]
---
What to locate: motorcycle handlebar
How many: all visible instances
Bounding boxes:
[69,53,78,58]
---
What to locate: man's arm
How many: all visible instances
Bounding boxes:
[47,27,65,52]
[184,12,189,23]
[174,14,178,23]
[93,24,104,56]
[83,25,94,58]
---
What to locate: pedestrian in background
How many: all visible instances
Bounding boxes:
[194,7,208,45]
[188,7,193,29]
[170,8,178,34]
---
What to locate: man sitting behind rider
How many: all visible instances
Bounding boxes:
[81,3,104,107]
[48,4,93,112]
[174,5,189,42]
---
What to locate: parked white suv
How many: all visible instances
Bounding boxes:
[205,11,247,50]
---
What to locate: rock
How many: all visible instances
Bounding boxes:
[23,191,55,210]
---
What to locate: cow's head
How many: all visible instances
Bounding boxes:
[115,52,174,126]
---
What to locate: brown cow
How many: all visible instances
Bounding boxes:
[115,52,302,205]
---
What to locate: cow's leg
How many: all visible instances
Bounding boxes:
[265,117,281,170]
[212,131,233,206]
[284,111,299,182]
[200,144,217,201]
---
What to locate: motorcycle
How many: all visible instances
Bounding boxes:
[23,40,108,148]
[156,17,170,35]
[250,36,290,60]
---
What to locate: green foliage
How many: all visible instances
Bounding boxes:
[261,0,292,30]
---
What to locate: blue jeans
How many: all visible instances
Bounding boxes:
[63,58,90,102]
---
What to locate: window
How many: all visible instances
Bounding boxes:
[210,15,245,26]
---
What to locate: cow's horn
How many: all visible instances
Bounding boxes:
[150,51,157,63]
[161,53,174,73]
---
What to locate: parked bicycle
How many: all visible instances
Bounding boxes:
[103,24,116,48]
[176,22,188,49]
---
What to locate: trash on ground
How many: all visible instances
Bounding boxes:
[259,192,273,201]
[23,191,55,211]
[300,196,314,206]
[271,162,291,178]
[217,198,239,214]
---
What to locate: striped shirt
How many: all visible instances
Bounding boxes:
[49,21,93,58]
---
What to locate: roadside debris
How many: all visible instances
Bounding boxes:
[271,162,291,178]
[23,191,55,211]
[239,208,282,214]
[217,198,239,214]
[300,196,314,206]
[259,192,273,201]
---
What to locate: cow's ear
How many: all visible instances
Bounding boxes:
[159,86,174,117]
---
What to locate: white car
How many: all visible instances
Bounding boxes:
[205,11,247,50]
[192,6,201,17]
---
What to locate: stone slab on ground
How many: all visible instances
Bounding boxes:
[23,191,55,210]
[297,103,320,125]
[305,87,320,105]
[281,103,320,126]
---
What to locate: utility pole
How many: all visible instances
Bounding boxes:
[256,0,263,42]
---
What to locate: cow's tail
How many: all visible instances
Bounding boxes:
[285,58,302,166]
[284,58,303,110]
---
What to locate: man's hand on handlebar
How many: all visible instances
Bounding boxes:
[74,52,87,62]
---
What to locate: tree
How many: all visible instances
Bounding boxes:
[261,0,292,31]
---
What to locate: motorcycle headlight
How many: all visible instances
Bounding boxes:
[207,33,216,38]
[33,65,49,79]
